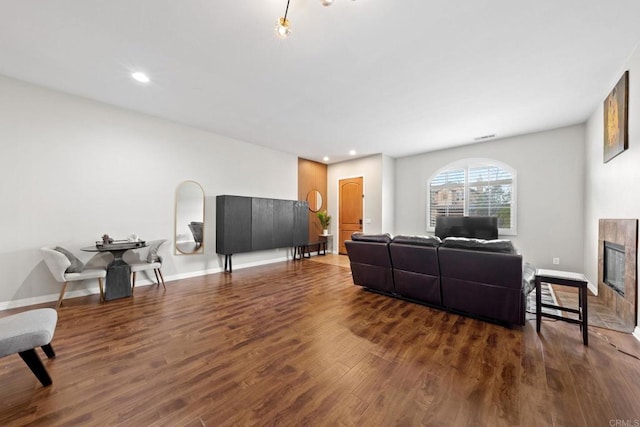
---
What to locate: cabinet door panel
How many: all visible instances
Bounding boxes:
[216,196,252,254]
[293,201,309,246]
[252,198,274,251]
[273,199,294,248]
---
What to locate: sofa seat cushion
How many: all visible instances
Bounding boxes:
[441,237,516,254]
[0,308,57,358]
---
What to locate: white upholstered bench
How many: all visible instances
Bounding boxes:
[0,308,58,386]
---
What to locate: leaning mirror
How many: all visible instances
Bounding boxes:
[306,189,323,212]
[175,180,205,255]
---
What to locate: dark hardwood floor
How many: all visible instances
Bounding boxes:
[1,259,640,426]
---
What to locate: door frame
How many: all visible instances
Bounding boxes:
[336,175,365,254]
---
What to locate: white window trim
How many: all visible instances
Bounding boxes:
[426,158,517,236]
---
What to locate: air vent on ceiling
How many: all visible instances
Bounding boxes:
[473,134,496,141]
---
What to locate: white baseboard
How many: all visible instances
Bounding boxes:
[0,256,290,311]
[633,327,640,343]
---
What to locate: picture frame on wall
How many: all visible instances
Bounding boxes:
[603,70,629,163]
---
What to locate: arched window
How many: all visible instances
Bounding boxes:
[427,158,517,235]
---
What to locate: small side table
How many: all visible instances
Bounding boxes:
[319,234,332,253]
[535,269,589,345]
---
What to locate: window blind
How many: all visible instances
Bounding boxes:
[427,162,515,233]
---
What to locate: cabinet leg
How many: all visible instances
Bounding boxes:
[224,255,233,273]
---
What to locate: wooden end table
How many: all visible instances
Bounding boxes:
[535,269,589,345]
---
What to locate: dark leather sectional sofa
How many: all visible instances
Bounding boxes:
[345,233,535,326]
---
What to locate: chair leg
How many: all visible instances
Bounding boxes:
[98,278,105,302]
[131,272,137,294]
[56,282,69,308]
[18,348,52,387]
[41,343,56,359]
[153,269,160,286]
[157,269,166,289]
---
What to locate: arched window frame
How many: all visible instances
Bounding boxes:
[426,158,517,236]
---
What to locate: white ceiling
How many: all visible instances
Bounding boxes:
[1,1,640,163]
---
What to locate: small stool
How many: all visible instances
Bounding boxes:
[535,269,589,345]
[0,308,58,386]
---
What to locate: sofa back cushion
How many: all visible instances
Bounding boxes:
[351,232,392,243]
[345,239,392,268]
[438,247,522,289]
[441,237,516,254]
[345,239,394,293]
[389,235,440,275]
[391,234,441,247]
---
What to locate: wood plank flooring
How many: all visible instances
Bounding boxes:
[1,259,640,426]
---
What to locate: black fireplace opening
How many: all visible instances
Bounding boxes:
[603,241,625,296]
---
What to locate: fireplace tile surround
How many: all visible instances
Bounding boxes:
[598,219,638,332]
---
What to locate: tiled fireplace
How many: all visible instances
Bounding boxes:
[598,219,638,332]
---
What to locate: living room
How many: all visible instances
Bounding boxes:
[1,1,640,425]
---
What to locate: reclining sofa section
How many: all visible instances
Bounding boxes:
[345,233,531,326]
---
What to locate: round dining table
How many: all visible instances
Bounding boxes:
[82,242,147,301]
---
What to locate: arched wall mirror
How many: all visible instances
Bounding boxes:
[175,180,205,255]
[306,189,323,212]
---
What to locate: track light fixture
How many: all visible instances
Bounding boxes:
[275,0,292,38]
[275,0,355,38]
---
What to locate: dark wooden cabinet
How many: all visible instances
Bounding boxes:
[216,196,309,271]
[216,195,252,255]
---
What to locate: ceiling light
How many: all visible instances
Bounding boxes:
[275,0,292,38]
[323,156,330,162]
[131,72,150,83]
[349,150,356,156]
[276,0,355,37]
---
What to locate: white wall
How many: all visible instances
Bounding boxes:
[381,154,396,235]
[394,125,586,272]
[327,154,398,251]
[0,74,298,308]
[584,42,640,332]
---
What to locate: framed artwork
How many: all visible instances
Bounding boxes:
[603,71,629,163]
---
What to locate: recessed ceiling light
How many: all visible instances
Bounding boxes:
[131,72,150,83]
[323,156,330,162]
[349,150,356,156]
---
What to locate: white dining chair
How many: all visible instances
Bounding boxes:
[126,239,167,294]
[40,247,106,308]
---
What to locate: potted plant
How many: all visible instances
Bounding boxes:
[317,210,331,235]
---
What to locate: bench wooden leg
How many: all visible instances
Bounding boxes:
[41,343,56,359]
[56,282,69,308]
[131,272,137,294]
[98,278,105,302]
[18,348,52,386]
[156,269,166,289]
